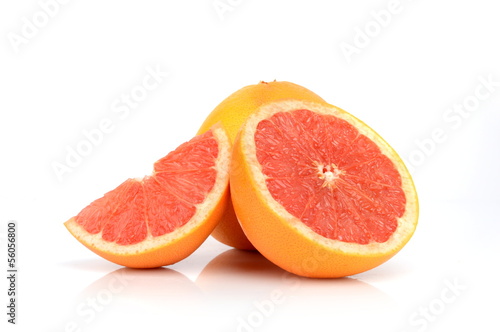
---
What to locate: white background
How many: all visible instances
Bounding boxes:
[1,0,499,331]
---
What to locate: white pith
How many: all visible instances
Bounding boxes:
[65,126,231,256]
[240,100,419,255]
[316,162,344,188]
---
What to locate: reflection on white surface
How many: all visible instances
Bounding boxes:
[54,250,396,332]
[57,267,204,332]
[196,250,395,331]
[17,200,500,332]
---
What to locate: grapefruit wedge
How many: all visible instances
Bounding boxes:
[230,100,419,278]
[64,126,230,268]
[198,81,326,250]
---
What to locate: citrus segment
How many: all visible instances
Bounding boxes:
[155,169,217,205]
[143,178,196,237]
[230,100,418,278]
[154,133,219,172]
[75,178,140,236]
[65,127,231,268]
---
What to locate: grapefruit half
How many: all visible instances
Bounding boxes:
[65,127,230,268]
[230,100,419,278]
[198,81,326,250]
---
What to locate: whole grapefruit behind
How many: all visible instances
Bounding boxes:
[197,81,327,250]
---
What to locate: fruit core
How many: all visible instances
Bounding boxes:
[316,163,344,188]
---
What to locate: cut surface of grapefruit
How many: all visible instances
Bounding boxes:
[65,127,230,268]
[230,100,418,278]
[197,81,327,250]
